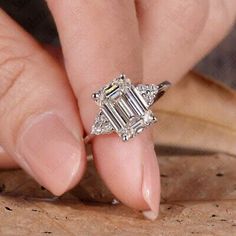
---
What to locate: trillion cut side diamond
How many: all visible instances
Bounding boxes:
[136,84,159,106]
[91,74,161,141]
[92,111,114,135]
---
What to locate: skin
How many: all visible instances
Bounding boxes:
[0,0,235,220]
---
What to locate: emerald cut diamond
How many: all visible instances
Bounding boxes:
[91,74,170,141]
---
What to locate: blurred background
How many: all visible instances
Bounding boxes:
[0,0,235,88]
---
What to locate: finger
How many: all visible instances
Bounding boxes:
[47,0,160,218]
[0,146,18,169]
[0,9,86,195]
[136,0,236,83]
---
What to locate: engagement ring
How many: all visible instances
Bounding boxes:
[90,74,171,142]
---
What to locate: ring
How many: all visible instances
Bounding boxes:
[89,74,171,142]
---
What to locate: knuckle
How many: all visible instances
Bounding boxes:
[0,46,41,145]
[0,44,34,122]
[0,47,26,101]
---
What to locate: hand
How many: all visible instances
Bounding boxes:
[0,0,235,220]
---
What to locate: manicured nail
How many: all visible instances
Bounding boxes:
[142,210,158,221]
[16,112,85,195]
[142,151,160,221]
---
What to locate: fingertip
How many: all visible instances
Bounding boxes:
[93,130,160,212]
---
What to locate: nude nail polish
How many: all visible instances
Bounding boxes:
[142,149,161,220]
[16,112,85,195]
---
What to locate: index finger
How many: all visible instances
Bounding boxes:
[46,0,160,219]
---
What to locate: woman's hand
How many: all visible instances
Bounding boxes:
[0,0,235,219]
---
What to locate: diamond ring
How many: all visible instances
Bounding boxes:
[89,74,171,142]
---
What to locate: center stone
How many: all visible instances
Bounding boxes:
[100,77,153,140]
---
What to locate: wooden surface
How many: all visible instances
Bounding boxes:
[0,196,235,236]
[0,153,235,236]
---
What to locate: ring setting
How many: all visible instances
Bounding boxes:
[91,74,170,141]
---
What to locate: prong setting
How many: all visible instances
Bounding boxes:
[92,92,100,101]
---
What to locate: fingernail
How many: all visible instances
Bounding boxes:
[142,210,158,221]
[142,151,160,221]
[16,112,85,195]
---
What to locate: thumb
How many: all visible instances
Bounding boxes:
[0,9,86,195]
